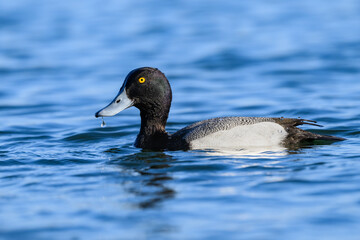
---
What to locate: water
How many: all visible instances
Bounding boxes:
[1,0,360,239]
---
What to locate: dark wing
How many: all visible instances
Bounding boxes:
[273,117,322,127]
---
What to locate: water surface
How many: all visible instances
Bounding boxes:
[1,0,360,239]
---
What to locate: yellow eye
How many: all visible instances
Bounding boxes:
[139,77,146,83]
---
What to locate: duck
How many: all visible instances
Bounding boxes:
[95,67,345,151]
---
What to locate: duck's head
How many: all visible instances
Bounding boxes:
[95,67,172,120]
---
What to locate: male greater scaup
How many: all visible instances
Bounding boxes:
[95,67,344,150]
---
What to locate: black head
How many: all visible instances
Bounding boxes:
[124,67,172,113]
[95,67,172,121]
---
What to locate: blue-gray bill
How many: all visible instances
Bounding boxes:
[95,88,133,118]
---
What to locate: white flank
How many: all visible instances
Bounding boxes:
[190,122,288,150]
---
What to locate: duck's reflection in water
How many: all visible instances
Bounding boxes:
[196,146,288,159]
[103,145,309,209]
[106,149,175,209]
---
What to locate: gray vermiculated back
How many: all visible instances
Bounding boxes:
[171,117,276,142]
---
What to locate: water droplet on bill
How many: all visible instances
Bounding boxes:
[101,117,106,127]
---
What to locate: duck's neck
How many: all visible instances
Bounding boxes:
[135,109,169,150]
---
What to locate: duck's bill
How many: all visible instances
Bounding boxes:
[95,89,133,118]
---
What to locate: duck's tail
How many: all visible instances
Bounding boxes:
[274,118,346,147]
[308,132,346,142]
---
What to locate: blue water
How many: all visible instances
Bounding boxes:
[1,0,360,239]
